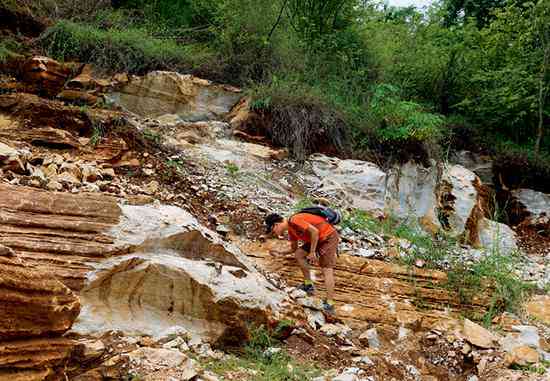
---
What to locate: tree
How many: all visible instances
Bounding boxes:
[443,0,507,27]
[286,0,356,44]
[533,0,550,157]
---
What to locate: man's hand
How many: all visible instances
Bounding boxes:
[306,252,319,265]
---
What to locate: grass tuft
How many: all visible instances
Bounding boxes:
[40,20,213,74]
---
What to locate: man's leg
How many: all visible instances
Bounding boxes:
[294,248,312,281]
[318,234,338,312]
[320,267,335,301]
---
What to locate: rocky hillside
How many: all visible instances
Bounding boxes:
[0,42,549,381]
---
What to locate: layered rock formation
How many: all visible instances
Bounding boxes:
[240,238,487,332]
[0,184,294,346]
[0,244,80,380]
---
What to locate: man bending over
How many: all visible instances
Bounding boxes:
[265,212,340,315]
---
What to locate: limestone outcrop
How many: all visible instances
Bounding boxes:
[0,244,80,380]
[0,183,293,346]
[109,71,242,121]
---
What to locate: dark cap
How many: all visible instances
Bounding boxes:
[265,213,283,234]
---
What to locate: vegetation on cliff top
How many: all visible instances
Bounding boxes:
[4,0,550,171]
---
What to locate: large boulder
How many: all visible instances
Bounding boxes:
[0,244,80,380]
[109,72,242,121]
[310,154,387,212]
[386,161,517,253]
[0,184,293,345]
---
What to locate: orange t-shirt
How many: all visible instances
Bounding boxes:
[288,213,335,243]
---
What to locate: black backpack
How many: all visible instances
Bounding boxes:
[297,206,342,225]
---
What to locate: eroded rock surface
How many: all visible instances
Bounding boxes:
[0,183,293,345]
[310,154,387,213]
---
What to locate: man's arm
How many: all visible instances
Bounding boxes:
[306,225,319,262]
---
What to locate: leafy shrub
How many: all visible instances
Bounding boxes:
[447,251,534,325]
[368,84,445,145]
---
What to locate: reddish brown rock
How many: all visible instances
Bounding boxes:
[20,56,73,97]
[0,244,80,379]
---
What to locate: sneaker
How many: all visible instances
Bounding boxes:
[297,283,315,296]
[322,300,336,316]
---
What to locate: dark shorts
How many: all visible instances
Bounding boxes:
[302,232,339,269]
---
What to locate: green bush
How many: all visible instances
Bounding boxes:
[40,20,213,73]
[0,37,21,63]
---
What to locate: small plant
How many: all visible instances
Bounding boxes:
[250,96,272,111]
[166,158,184,171]
[0,38,21,63]
[90,124,104,147]
[291,197,315,213]
[225,162,239,177]
[142,129,161,144]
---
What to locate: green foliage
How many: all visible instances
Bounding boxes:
[292,197,315,213]
[367,84,445,145]
[90,125,103,147]
[40,20,213,73]
[33,0,549,163]
[142,129,161,144]
[204,323,319,381]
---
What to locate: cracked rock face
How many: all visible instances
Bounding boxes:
[109,71,242,121]
[0,184,290,346]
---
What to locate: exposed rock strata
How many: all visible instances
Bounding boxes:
[239,238,488,332]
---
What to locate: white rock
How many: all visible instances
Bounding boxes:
[353,356,374,366]
[126,347,187,368]
[398,326,411,341]
[157,326,191,343]
[513,325,541,345]
[310,154,387,212]
[306,309,326,330]
[289,288,307,299]
[320,323,351,337]
[385,160,440,231]
[359,328,380,349]
[111,71,242,121]
[263,347,282,357]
